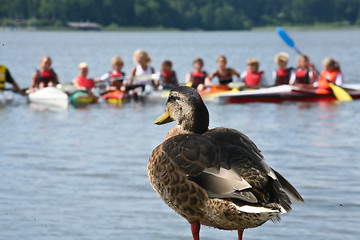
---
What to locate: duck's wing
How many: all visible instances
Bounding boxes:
[205,127,304,205]
[161,131,278,206]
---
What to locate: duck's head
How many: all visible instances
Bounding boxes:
[155,86,209,134]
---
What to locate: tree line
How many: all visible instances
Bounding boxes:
[1,0,360,30]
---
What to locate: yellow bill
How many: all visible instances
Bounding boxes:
[154,109,173,125]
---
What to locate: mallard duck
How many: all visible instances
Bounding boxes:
[148,86,304,240]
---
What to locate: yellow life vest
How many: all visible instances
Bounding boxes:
[0,65,6,89]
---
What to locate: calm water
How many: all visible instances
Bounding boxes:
[1,30,360,240]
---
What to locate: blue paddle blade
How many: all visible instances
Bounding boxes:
[276,26,296,49]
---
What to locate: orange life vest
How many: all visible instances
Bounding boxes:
[78,76,95,89]
[244,70,263,86]
[315,70,340,94]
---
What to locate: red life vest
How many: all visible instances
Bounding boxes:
[78,75,95,89]
[36,69,56,86]
[295,68,310,84]
[162,71,175,83]
[244,70,264,86]
[190,71,206,88]
[275,68,292,85]
[217,68,232,85]
[110,71,124,80]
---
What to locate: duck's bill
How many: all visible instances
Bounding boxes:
[154,110,173,125]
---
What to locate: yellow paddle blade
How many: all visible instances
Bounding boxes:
[329,82,352,102]
[185,81,193,87]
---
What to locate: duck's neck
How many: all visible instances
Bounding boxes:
[179,102,209,135]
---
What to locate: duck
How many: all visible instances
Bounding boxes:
[148,86,304,240]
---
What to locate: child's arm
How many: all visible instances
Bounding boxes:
[231,68,240,78]
[29,72,38,93]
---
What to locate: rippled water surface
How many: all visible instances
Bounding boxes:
[1,30,360,240]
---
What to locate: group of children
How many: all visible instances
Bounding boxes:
[1,49,344,96]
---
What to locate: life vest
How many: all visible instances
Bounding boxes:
[244,70,264,86]
[110,71,124,81]
[77,75,95,89]
[295,68,310,84]
[110,71,125,88]
[0,65,6,89]
[216,68,232,85]
[315,70,340,94]
[160,71,178,89]
[36,69,56,87]
[190,71,206,88]
[275,67,293,85]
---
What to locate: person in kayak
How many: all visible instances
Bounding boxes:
[291,54,317,85]
[272,52,295,86]
[0,65,25,95]
[156,60,178,90]
[241,58,267,87]
[73,62,95,91]
[206,55,240,86]
[128,49,155,86]
[315,58,344,94]
[185,58,209,91]
[29,56,59,93]
[97,56,126,91]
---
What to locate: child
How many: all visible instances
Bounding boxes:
[292,55,317,85]
[29,56,59,93]
[97,56,126,91]
[272,52,295,86]
[207,55,240,86]
[129,49,155,86]
[156,60,178,90]
[241,58,267,86]
[185,58,208,91]
[315,58,344,94]
[73,62,95,91]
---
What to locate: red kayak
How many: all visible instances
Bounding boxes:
[215,84,360,104]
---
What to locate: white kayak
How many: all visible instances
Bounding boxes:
[28,87,69,108]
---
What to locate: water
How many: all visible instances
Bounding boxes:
[1,30,360,240]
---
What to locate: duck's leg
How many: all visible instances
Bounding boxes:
[238,230,244,240]
[191,222,200,240]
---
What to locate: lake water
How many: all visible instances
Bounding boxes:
[1,30,360,240]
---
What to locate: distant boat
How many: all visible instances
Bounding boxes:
[67,21,101,30]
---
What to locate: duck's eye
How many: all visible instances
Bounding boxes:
[169,96,181,102]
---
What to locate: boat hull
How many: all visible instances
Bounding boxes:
[28,87,69,108]
[70,90,98,107]
[102,90,130,106]
[217,84,360,103]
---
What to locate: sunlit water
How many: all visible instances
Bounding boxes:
[1,30,360,240]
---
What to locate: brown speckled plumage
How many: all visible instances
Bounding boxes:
[148,86,303,239]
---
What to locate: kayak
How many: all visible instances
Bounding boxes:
[70,90,98,107]
[217,84,360,104]
[28,87,68,108]
[102,90,130,106]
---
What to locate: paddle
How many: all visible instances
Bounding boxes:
[276,26,352,102]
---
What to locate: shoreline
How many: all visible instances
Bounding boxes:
[1,25,359,32]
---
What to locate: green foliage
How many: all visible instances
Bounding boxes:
[0,0,359,30]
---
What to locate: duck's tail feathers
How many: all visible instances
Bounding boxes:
[273,169,304,204]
